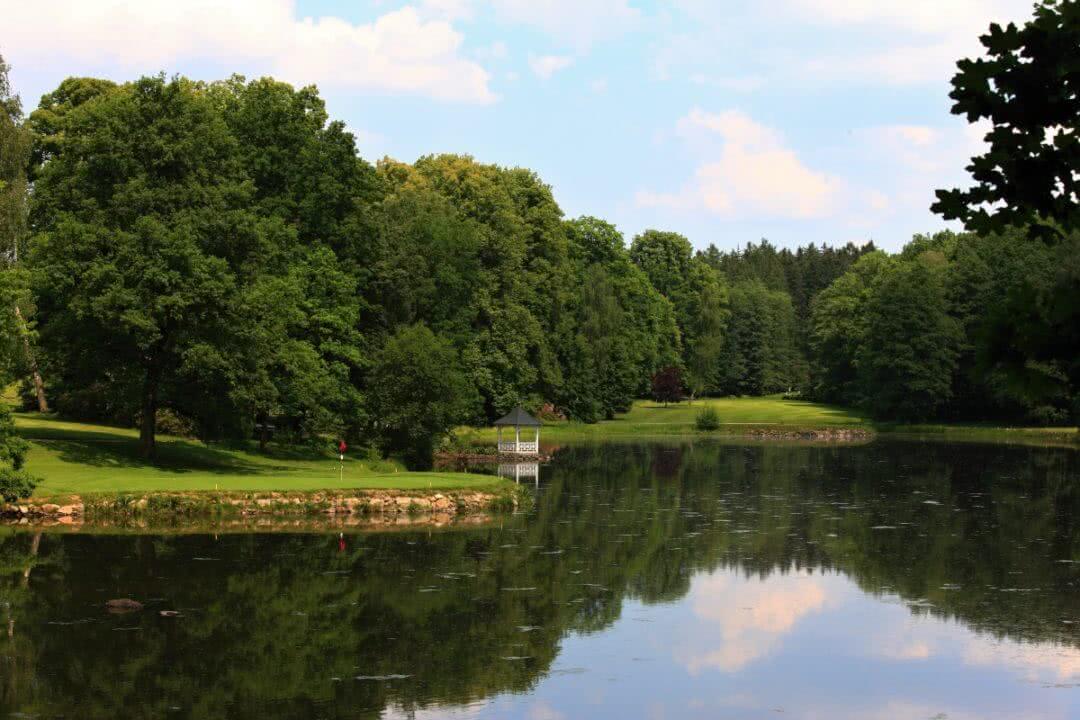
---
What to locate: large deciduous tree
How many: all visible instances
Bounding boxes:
[932,1,1080,417]
[0,53,47,413]
[860,254,962,421]
[29,76,285,456]
[368,324,479,468]
[932,0,1079,241]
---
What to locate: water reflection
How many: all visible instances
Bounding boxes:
[497,462,540,486]
[1,439,1078,719]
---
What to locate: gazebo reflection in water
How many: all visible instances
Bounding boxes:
[497,462,540,486]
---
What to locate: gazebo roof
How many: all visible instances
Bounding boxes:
[493,406,542,427]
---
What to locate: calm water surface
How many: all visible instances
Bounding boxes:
[1,440,1079,719]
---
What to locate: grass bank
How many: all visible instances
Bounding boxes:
[14,414,502,499]
[468,396,871,441]
[465,396,1077,446]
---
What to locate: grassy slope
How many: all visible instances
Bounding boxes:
[470,396,870,440]
[14,414,501,498]
[468,395,1077,444]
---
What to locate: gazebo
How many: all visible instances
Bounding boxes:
[494,406,542,455]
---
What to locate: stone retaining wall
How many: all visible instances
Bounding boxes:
[2,487,524,524]
[741,428,874,441]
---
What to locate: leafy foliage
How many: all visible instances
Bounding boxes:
[694,406,721,431]
[809,231,1075,424]
[368,324,480,468]
[932,0,1080,242]
[0,404,34,500]
[6,38,1075,476]
[650,366,683,405]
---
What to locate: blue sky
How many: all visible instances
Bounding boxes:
[2,0,1038,251]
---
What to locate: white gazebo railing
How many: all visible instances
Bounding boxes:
[494,406,542,455]
[498,463,540,486]
[500,440,538,453]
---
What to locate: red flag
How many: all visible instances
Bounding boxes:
[338,440,347,454]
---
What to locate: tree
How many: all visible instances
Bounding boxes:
[0,240,34,500]
[651,366,683,406]
[931,2,1080,420]
[809,252,894,405]
[684,277,727,400]
[860,254,962,421]
[0,53,47,412]
[29,76,285,456]
[932,1,1080,241]
[631,230,731,393]
[208,77,371,447]
[630,230,694,300]
[368,324,480,468]
[0,404,34,501]
[560,217,681,421]
[717,280,798,396]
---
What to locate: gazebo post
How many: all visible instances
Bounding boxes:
[493,406,542,457]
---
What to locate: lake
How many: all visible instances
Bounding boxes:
[1,439,1078,719]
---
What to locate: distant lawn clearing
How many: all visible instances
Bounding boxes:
[14,414,501,498]
[470,396,870,440]
[466,396,1077,445]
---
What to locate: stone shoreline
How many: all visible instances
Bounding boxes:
[740,428,875,442]
[1,487,526,525]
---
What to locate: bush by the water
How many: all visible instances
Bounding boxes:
[0,405,36,501]
[695,407,721,431]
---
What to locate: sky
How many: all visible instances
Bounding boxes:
[0,0,1039,252]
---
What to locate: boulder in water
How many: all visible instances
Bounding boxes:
[106,599,143,613]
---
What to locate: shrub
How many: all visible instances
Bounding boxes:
[0,405,36,501]
[695,407,721,432]
[0,469,35,503]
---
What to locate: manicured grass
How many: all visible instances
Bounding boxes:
[14,414,502,498]
[469,395,870,441]
[466,395,1077,445]
[880,423,1079,446]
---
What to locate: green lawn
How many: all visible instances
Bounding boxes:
[14,414,501,498]
[467,396,1077,444]
[469,395,870,441]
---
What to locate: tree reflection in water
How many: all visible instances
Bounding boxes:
[1,439,1077,719]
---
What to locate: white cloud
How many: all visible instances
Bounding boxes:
[1,1,496,103]
[491,0,640,48]
[527,702,566,720]
[786,0,1021,35]
[590,78,609,94]
[674,570,832,673]
[788,0,1034,85]
[660,0,1034,88]
[528,54,574,79]
[420,0,476,21]
[638,109,841,219]
[850,120,988,218]
[475,41,509,61]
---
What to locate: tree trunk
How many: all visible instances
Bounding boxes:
[21,532,40,589]
[13,305,47,412]
[140,370,158,459]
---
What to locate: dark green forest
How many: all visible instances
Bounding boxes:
[0,1,1077,467]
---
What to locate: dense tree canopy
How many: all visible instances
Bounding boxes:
[368,324,479,467]
[28,76,292,455]
[0,54,36,496]
[0,19,1071,472]
[809,231,1076,423]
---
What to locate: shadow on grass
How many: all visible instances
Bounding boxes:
[24,425,313,475]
